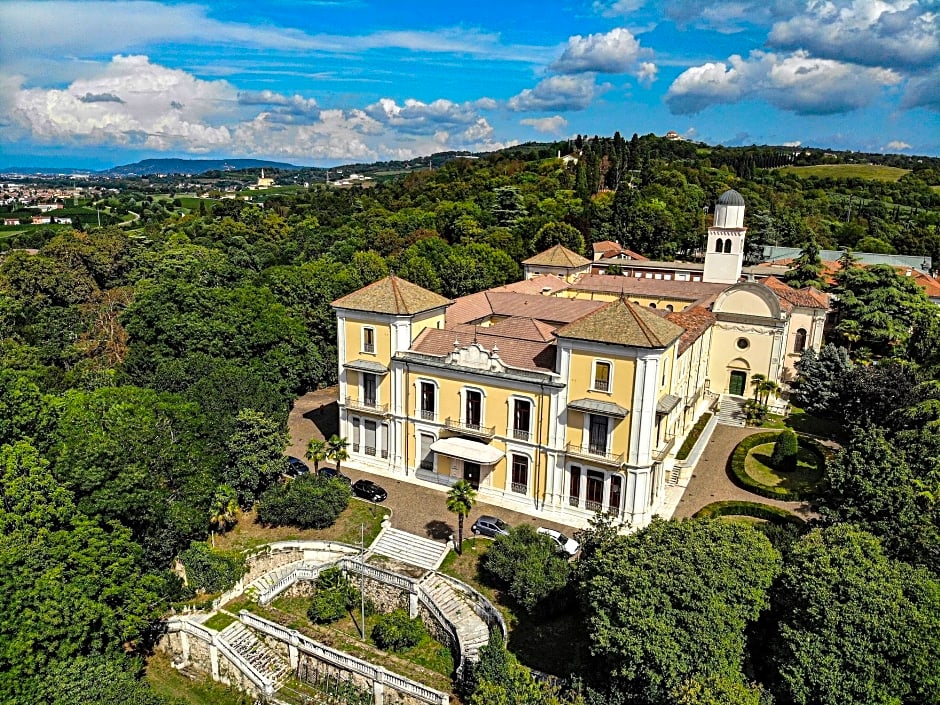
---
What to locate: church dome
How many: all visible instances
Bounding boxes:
[717,189,745,207]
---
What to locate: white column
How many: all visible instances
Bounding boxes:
[629,352,660,467]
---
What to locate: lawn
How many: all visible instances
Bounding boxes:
[745,443,824,494]
[146,652,254,705]
[779,164,909,181]
[203,611,238,631]
[439,538,586,678]
[783,407,845,441]
[212,498,387,552]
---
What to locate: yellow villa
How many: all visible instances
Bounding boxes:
[332,190,829,528]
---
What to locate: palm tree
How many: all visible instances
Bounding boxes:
[305,438,329,473]
[209,485,239,533]
[446,480,477,555]
[758,379,780,408]
[326,434,349,475]
[750,373,767,400]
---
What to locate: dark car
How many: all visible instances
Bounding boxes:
[471,515,510,538]
[285,456,309,478]
[319,466,351,483]
[351,479,388,502]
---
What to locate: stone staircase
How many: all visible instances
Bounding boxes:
[218,621,290,686]
[367,528,450,571]
[717,395,747,426]
[419,573,491,661]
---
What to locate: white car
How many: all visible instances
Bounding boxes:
[537,527,580,557]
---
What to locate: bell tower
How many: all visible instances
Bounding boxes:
[703,189,747,284]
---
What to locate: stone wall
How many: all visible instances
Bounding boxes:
[243,547,304,584]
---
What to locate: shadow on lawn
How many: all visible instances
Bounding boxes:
[304,400,339,440]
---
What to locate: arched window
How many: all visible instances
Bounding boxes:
[649,302,657,309]
[715,238,724,253]
[794,328,807,353]
[665,304,674,312]
[724,239,733,253]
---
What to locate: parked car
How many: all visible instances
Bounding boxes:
[285,456,309,478]
[351,479,388,502]
[471,515,510,538]
[319,466,351,483]
[537,527,580,557]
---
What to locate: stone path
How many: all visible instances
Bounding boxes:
[419,573,491,661]
[368,527,450,571]
[671,424,816,519]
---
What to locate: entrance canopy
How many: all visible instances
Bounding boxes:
[430,437,504,465]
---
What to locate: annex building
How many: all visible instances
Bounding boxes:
[332,191,830,528]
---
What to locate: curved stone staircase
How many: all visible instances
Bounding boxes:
[419,573,491,661]
[218,621,290,686]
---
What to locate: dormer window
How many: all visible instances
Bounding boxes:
[363,327,375,354]
[593,361,611,393]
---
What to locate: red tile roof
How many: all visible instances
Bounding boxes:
[332,275,450,314]
[555,298,684,348]
[666,307,716,355]
[762,276,830,309]
[410,326,556,372]
[523,244,591,267]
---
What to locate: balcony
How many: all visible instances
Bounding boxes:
[363,341,375,354]
[345,396,389,415]
[510,482,528,494]
[512,428,532,442]
[444,417,496,439]
[565,442,624,467]
[419,410,437,422]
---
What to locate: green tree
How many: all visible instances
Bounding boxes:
[482,524,572,614]
[326,434,349,475]
[178,540,245,594]
[772,525,940,705]
[532,221,586,256]
[579,518,781,702]
[305,438,329,473]
[256,472,351,529]
[446,479,476,554]
[770,429,799,471]
[785,236,826,289]
[31,655,177,705]
[791,344,853,417]
[208,484,239,532]
[223,409,290,508]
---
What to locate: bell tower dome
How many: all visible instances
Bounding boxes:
[703,189,747,284]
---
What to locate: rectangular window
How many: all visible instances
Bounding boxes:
[363,327,375,353]
[419,433,434,471]
[513,399,531,441]
[351,417,361,453]
[609,475,622,514]
[465,390,482,428]
[511,455,528,494]
[586,471,604,512]
[593,362,611,392]
[420,382,436,420]
[381,422,389,459]
[363,373,377,407]
[569,466,581,507]
[589,414,609,456]
[364,420,377,456]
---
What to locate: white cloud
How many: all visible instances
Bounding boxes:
[507,74,600,112]
[769,0,940,71]
[782,140,802,147]
[550,28,653,77]
[666,50,902,115]
[886,140,912,150]
[594,0,647,17]
[2,54,509,161]
[520,116,569,134]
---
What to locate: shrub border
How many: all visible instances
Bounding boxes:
[692,500,805,526]
[727,431,826,501]
[675,412,713,461]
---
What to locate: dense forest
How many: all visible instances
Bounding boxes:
[1,134,939,704]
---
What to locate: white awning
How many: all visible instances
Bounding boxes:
[430,437,504,465]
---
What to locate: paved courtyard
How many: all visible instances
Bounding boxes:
[671,424,816,519]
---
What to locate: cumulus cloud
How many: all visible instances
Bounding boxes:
[769,0,940,71]
[2,53,507,161]
[596,0,797,32]
[665,50,901,115]
[782,140,802,147]
[551,28,653,77]
[507,74,600,112]
[520,116,569,134]
[886,140,912,150]
[902,67,940,110]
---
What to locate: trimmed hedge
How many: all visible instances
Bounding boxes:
[693,500,805,526]
[675,413,713,461]
[727,431,826,501]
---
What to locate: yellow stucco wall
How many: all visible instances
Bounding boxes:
[708,327,776,393]
[565,350,635,451]
[344,319,392,366]
[411,310,445,342]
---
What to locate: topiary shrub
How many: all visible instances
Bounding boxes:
[692,500,805,525]
[371,609,426,652]
[307,567,359,624]
[728,432,826,501]
[257,473,351,528]
[178,541,246,594]
[771,429,799,471]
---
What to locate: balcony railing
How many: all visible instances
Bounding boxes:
[510,482,528,494]
[444,417,496,439]
[593,379,610,392]
[568,495,580,507]
[363,342,375,354]
[345,396,389,414]
[585,499,604,513]
[512,428,531,441]
[364,445,376,456]
[419,458,434,471]
[420,410,437,422]
[565,442,624,467]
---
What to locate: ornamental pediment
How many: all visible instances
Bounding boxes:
[444,341,507,373]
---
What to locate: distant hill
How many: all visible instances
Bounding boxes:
[101,158,300,177]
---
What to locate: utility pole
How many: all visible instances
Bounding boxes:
[359,523,366,640]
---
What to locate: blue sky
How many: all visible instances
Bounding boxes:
[1,0,938,169]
